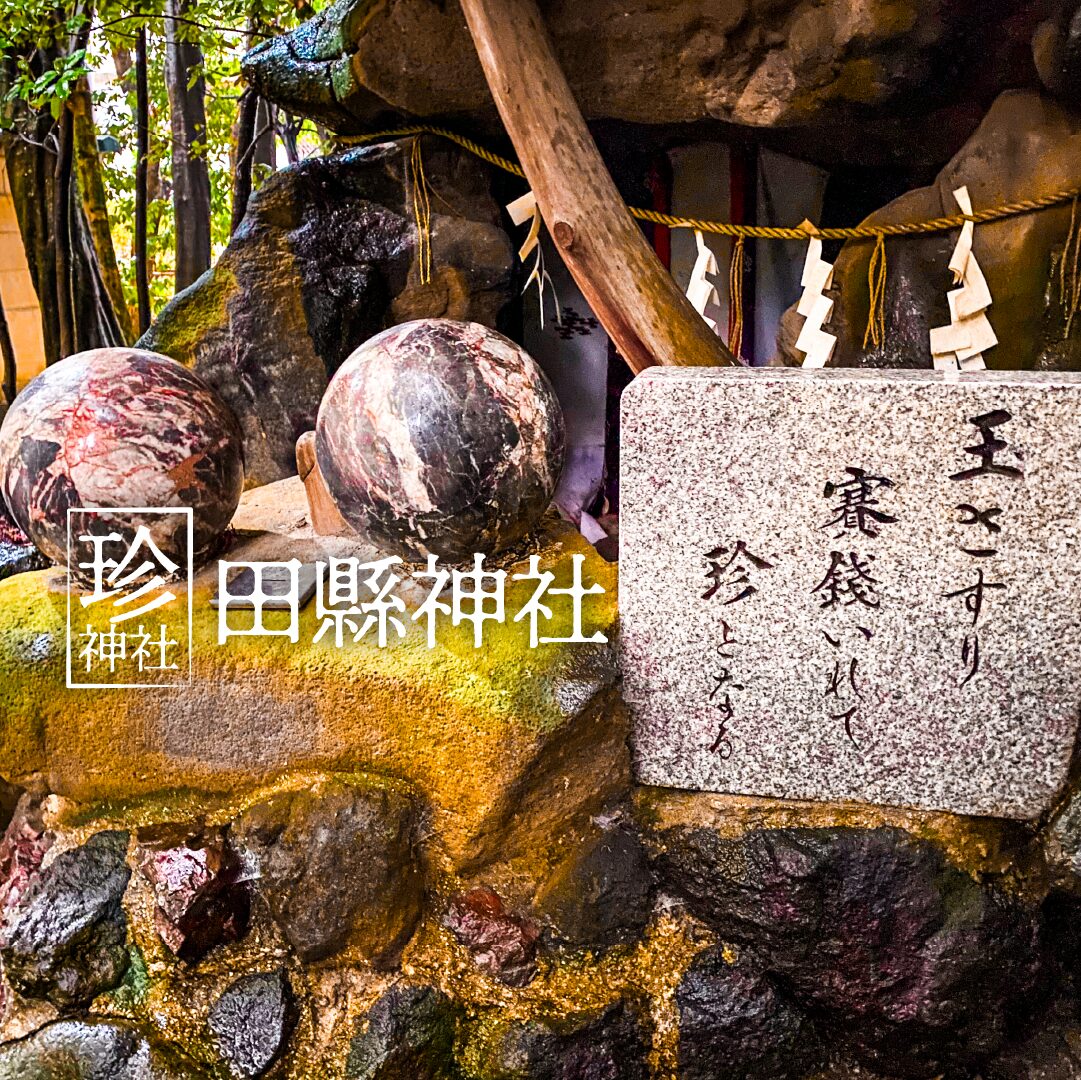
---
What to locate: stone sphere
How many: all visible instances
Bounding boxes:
[316,319,565,561]
[0,348,244,568]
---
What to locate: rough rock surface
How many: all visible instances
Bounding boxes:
[1046,789,1081,886]
[778,90,1081,370]
[0,1019,211,1079]
[457,1002,649,1080]
[443,886,540,987]
[1033,3,1081,105]
[984,992,1081,1080]
[0,830,131,1010]
[232,778,422,964]
[676,948,820,1080]
[345,984,461,1079]
[961,889,1081,1078]
[0,789,50,920]
[134,823,250,961]
[208,969,295,1079]
[532,821,653,948]
[0,781,20,840]
[140,141,514,486]
[243,0,1046,169]
[655,824,1043,1075]
[0,507,46,582]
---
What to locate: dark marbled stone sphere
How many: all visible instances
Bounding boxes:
[316,319,565,561]
[0,348,244,569]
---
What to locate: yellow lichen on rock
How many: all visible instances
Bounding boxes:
[0,478,620,875]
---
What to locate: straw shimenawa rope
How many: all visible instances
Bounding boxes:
[344,124,1081,240]
[353,125,1081,350]
[863,233,888,350]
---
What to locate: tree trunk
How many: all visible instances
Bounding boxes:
[0,289,17,403]
[71,76,133,342]
[253,96,275,173]
[164,0,211,292]
[458,0,732,372]
[72,174,125,349]
[5,113,61,365]
[279,111,300,165]
[53,99,76,358]
[134,24,152,333]
[2,21,121,365]
[231,86,258,234]
[7,116,124,363]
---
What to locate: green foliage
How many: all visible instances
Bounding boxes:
[0,0,85,54]
[1,0,326,319]
[0,0,90,121]
[7,50,88,116]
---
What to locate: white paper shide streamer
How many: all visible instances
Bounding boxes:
[795,231,837,368]
[928,186,995,372]
[685,230,724,335]
[507,190,559,328]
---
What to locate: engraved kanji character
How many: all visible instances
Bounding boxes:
[703,542,774,604]
[950,410,1023,481]
[822,467,897,538]
[812,551,880,609]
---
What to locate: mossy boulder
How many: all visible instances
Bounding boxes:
[675,949,820,1080]
[139,140,514,486]
[233,778,423,965]
[455,1002,649,1080]
[0,831,131,1011]
[207,969,296,1079]
[0,477,621,886]
[346,984,462,1079]
[532,821,654,950]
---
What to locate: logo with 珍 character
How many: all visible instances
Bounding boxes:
[66,507,193,689]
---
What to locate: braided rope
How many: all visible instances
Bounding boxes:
[339,125,1081,242]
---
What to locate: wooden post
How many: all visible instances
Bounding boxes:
[458,0,735,373]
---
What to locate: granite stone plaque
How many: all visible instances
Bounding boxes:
[620,367,1081,819]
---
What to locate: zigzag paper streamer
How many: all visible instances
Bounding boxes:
[507,190,559,329]
[795,235,837,368]
[685,230,724,334]
[928,186,995,372]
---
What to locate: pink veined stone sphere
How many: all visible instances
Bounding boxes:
[0,348,245,569]
[316,319,565,561]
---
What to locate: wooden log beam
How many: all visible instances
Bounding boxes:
[458,0,735,373]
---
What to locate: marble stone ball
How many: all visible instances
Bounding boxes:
[0,348,244,569]
[316,319,565,561]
